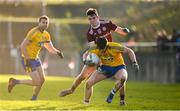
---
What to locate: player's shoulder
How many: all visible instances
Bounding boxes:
[108,42,123,49]
[86,26,93,35]
[100,19,112,24]
[43,30,51,40]
[87,26,91,33]
[28,27,38,33]
[108,42,121,46]
[26,27,38,38]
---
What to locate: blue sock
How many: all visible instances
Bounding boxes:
[106,89,116,103]
[31,95,37,100]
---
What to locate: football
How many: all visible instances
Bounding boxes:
[85,53,100,66]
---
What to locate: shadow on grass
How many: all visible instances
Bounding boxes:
[12,103,91,110]
[59,105,91,110]
[0,80,86,108]
[16,104,57,110]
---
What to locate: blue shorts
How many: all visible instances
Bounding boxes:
[97,65,126,78]
[22,58,41,72]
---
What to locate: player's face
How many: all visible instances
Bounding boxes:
[39,19,49,30]
[88,15,99,27]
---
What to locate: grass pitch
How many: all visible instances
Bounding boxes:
[0,74,180,110]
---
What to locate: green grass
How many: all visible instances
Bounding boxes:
[0,74,180,110]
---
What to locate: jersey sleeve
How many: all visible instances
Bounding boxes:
[110,42,125,52]
[107,21,117,31]
[117,44,125,52]
[45,31,51,42]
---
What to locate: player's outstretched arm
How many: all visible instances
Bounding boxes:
[115,26,130,36]
[44,42,64,59]
[123,46,136,62]
[123,46,139,72]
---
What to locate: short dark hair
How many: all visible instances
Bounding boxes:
[86,8,98,16]
[39,15,49,22]
[96,37,108,50]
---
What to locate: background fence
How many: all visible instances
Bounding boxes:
[0,0,180,84]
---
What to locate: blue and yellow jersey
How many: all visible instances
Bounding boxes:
[89,42,125,67]
[23,27,51,59]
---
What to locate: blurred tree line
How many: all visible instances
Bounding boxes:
[0,0,180,43]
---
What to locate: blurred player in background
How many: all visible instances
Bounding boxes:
[84,37,139,105]
[60,8,130,102]
[8,15,64,100]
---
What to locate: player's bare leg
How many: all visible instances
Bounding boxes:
[8,78,18,93]
[84,71,106,104]
[8,71,41,93]
[106,69,127,105]
[119,84,126,105]
[59,65,96,97]
[31,66,45,100]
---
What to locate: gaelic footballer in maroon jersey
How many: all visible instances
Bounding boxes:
[87,19,117,42]
[86,8,130,46]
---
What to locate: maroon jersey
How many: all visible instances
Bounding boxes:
[86,19,117,43]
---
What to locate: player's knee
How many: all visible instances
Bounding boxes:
[40,78,45,84]
[120,78,126,85]
[85,81,93,89]
[121,74,127,82]
[32,80,41,86]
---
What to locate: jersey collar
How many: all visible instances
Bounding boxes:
[91,21,100,29]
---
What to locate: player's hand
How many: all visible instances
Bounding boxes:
[82,52,88,62]
[132,61,139,72]
[122,28,130,33]
[57,51,64,59]
[84,60,95,66]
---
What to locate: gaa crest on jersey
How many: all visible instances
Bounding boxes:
[102,27,106,31]
[97,29,102,34]
[101,56,114,62]
[89,29,93,35]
